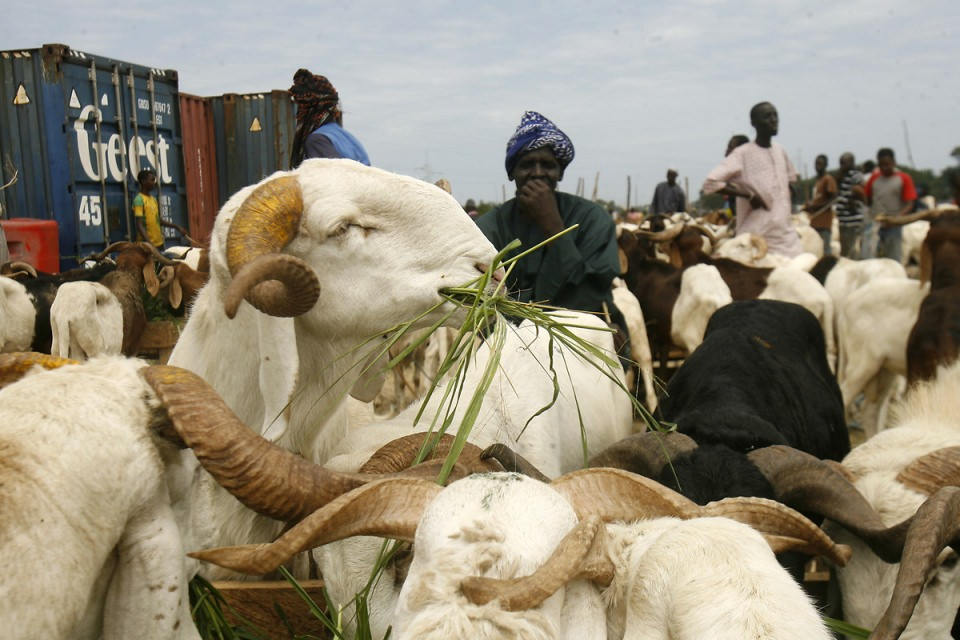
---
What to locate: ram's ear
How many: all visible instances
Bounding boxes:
[349,348,388,403]
[143,262,161,296]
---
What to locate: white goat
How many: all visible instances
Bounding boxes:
[0,275,35,353]
[0,354,199,640]
[49,280,124,360]
[166,159,500,578]
[670,263,732,354]
[826,359,960,639]
[835,277,929,438]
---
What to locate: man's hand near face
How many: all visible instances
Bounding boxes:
[517,179,564,237]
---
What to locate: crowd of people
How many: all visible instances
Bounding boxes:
[278,68,943,365]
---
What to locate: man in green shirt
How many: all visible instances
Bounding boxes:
[475,111,621,317]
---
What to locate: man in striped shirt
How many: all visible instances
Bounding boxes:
[833,152,866,258]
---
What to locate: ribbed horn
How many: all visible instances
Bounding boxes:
[750,234,768,259]
[189,478,442,575]
[633,223,685,244]
[869,486,960,640]
[460,516,614,611]
[142,365,442,522]
[748,445,907,563]
[897,446,960,497]
[223,174,320,318]
[700,496,851,567]
[0,352,79,390]
[587,431,698,479]
[480,443,551,482]
[361,433,502,475]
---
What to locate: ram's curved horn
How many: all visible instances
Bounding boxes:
[361,433,503,475]
[587,431,698,479]
[460,516,614,611]
[82,240,137,263]
[480,443,551,482]
[747,445,907,563]
[189,478,442,575]
[0,260,38,278]
[223,174,320,318]
[875,206,955,228]
[0,352,79,391]
[632,222,685,244]
[142,365,450,522]
[750,233,768,260]
[689,222,718,247]
[896,446,960,497]
[551,467,700,522]
[870,486,960,640]
[699,496,851,566]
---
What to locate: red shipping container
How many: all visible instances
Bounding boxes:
[2,218,60,273]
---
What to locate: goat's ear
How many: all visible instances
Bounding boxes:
[668,244,683,269]
[143,262,160,296]
[169,276,183,309]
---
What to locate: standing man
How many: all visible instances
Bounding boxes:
[803,154,838,256]
[833,152,866,258]
[702,102,802,258]
[649,168,686,216]
[288,68,370,169]
[475,111,621,320]
[132,168,185,250]
[863,147,917,262]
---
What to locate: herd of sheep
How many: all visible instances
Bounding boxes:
[1,158,959,639]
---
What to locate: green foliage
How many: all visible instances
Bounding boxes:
[189,576,270,640]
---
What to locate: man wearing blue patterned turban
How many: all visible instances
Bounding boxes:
[476,112,627,360]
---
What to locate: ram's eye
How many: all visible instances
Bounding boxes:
[330,223,353,237]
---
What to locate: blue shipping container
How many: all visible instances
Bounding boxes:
[207,91,296,207]
[0,43,188,269]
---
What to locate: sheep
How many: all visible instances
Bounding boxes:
[621,224,836,374]
[823,358,960,639]
[187,463,846,640]
[49,280,124,360]
[0,353,200,640]
[0,275,35,352]
[669,263,732,354]
[157,260,209,317]
[163,159,501,579]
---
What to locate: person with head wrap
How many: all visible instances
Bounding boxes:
[288,68,370,168]
[476,111,625,346]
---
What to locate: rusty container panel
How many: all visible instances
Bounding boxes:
[0,43,188,269]
[207,90,296,205]
[178,92,218,244]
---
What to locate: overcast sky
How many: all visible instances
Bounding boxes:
[5,0,959,207]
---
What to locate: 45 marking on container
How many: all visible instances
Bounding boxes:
[78,195,103,227]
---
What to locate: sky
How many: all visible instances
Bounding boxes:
[5,0,959,208]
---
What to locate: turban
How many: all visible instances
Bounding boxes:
[504,111,575,177]
[289,69,341,127]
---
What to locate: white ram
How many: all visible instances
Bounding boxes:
[165,159,500,578]
[825,358,960,639]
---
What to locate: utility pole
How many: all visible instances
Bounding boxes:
[902,119,916,168]
[592,172,600,201]
[626,175,632,210]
